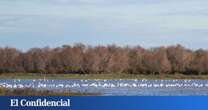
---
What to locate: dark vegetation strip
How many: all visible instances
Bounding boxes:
[0,87,98,96]
[0,44,208,75]
[1,73,208,80]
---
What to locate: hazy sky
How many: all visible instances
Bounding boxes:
[0,0,208,50]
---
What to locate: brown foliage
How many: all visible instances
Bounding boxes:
[0,44,208,74]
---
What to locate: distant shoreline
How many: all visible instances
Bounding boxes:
[1,73,208,80]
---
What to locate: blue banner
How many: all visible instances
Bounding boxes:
[1,96,208,110]
[0,96,208,110]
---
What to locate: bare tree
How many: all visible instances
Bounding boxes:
[0,44,207,75]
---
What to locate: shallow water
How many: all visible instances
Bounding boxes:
[1,79,208,96]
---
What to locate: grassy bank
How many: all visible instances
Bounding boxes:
[1,73,208,80]
[0,87,97,96]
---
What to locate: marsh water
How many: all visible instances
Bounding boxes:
[1,79,208,96]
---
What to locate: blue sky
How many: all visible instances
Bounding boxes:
[0,0,208,50]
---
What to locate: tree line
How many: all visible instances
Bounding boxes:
[0,44,208,75]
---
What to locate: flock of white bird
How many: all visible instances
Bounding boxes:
[0,79,207,89]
